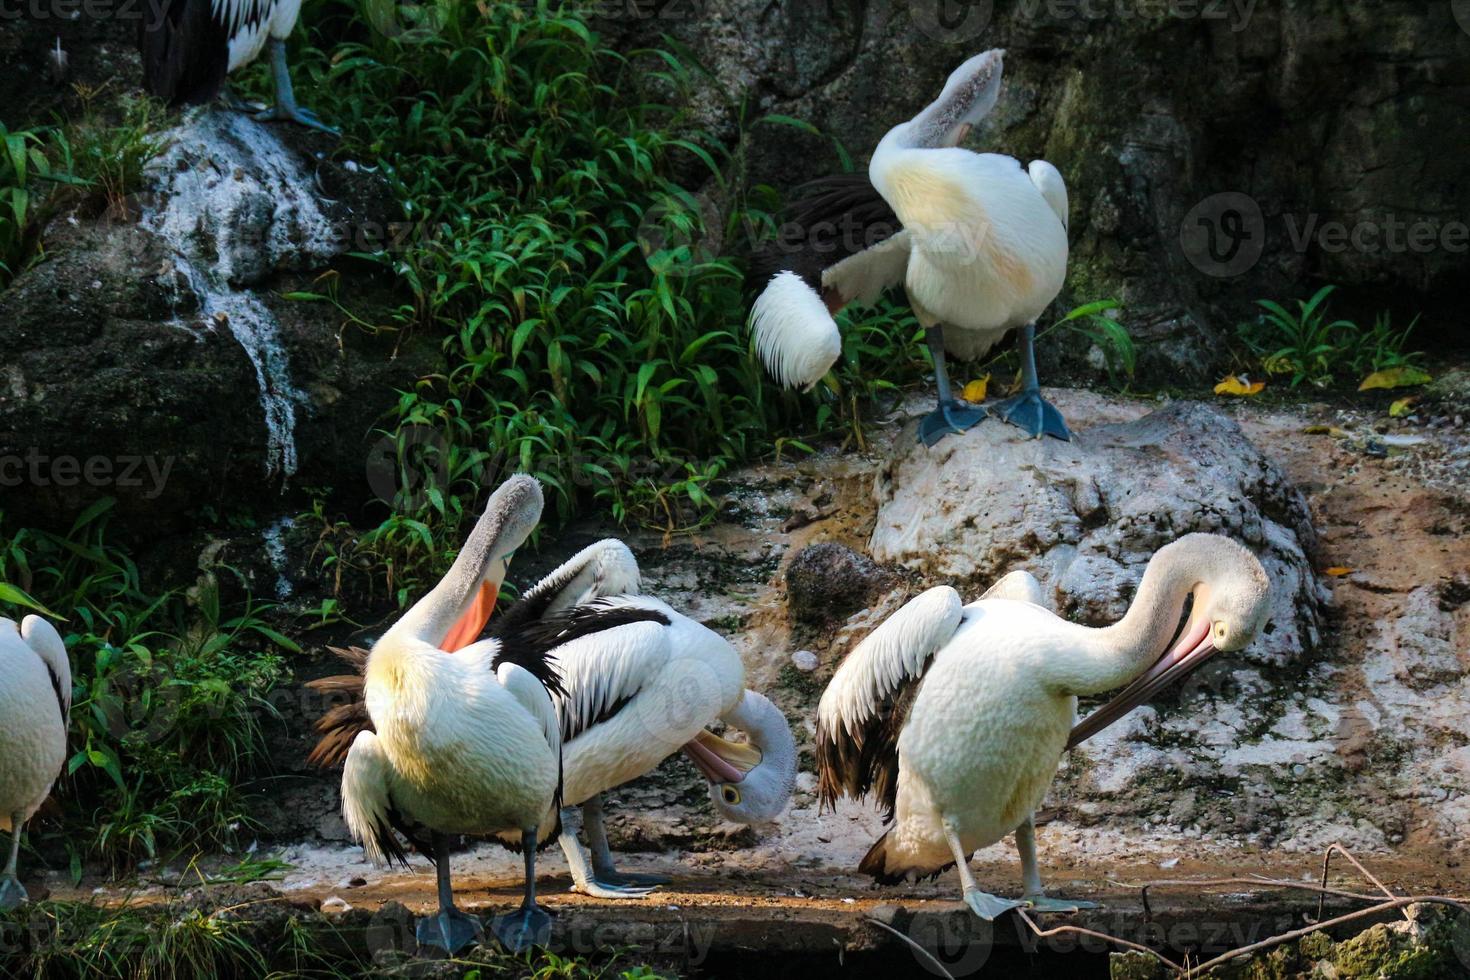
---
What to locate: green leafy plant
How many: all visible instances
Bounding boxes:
[1350,310,1424,377]
[1238,285,1359,387]
[1059,298,1133,384]
[0,123,73,287]
[0,501,292,871]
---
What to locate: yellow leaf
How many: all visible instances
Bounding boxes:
[1389,397,1417,418]
[1359,366,1431,391]
[1214,375,1265,396]
[962,375,990,403]
[1303,425,1351,437]
[1324,566,1353,577]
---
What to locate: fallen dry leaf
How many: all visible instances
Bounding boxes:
[1359,366,1432,391]
[1324,566,1354,577]
[1389,396,1418,417]
[1214,375,1265,396]
[962,375,991,403]
[1303,425,1351,437]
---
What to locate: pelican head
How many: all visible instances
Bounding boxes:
[381,474,545,652]
[683,691,797,824]
[891,48,1005,151]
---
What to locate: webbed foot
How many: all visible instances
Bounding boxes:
[0,875,27,910]
[575,878,657,900]
[919,400,987,447]
[491,904,552,953]
[963,887,1023,921]
[1024,895,1101,914]
[988,388,1071,441]
[254,104,339,135]
[414,905,483,955]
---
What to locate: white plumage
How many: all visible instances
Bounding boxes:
[0,615,70,909]
[817,535,1272,919]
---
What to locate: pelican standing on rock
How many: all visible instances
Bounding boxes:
[748,49,1071,445]
[139,0,334,132]
[0,616,70,910]
[336,475,568,954]
[312,539,798,901]
[816,534,1270,918]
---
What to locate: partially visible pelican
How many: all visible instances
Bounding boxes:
[312,540,798,901]
[337,475,571,954]
[0,616,70,909]
[748,49,1071,445]
[816,534,1270,918]
[139,0,335,131]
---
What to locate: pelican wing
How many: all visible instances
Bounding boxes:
[491,539,641,636]
[20,616,71,725]
[497,661,564,808]
[341,730,425,867]
[816,586,964,818]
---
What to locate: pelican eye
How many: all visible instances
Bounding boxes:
[721,785,741,806]
[1214,622,1228,640]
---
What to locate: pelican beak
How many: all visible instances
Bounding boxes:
[440,578,498,653]
[1067,614,1218,749]
[683,729,762,785]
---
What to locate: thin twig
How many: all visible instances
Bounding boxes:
[1317,842,1399,924]
[1015,908,1184,973]
[863,915,957,980]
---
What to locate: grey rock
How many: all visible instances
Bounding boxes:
[785,541,894,625]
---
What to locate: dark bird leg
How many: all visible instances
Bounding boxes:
[254,37,338,134]
[0,817,28,910]
[988,322,1071,440]
[414,833,483,954]
[585,794,667,889]
[491,825,553,953]
[918,325,985,447]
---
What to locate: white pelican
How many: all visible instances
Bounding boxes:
[748,48,1071,445]
[312,541,798,901]
[337,475,571,954]
[816,534,1270,918]
[139,0,334,132]
[0,615,70,910]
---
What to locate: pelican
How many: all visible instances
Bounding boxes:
[312,541,798,901]
[0,616,70,910]
[748,49,1071,446]
[139,0,334,132]
[336,475,570,954]
[816,534,1270,918]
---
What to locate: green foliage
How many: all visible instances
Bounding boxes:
[1058,298,1133,384]
[0,501,291,871]
[1235,285,1426,389]
[0,123,71,288]
[62,94,169,219]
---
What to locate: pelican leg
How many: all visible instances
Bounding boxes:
[1017,814,1099,914]
[918,326,985,447]
[254,38,339,134]
[0,817,27,910]
[987,322,1071,441]
[944,821,1021,921]
[415,833,484,955]
[491,825,553,953]
[585,795,667,889]
[558,804,655,899]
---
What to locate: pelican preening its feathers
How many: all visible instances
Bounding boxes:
[0,616,70,910]
[816,534,1271,919]
[311,483,796,946]
[139,0,335,132]
[748,49,1072,445]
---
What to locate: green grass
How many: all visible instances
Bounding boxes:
[0,501,294,873]
[1236,285,1426,389]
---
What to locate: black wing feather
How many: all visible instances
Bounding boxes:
[139,0,232,106]
[745,173,901,296]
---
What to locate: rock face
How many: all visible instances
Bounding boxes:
[610,1,1469,379]
[784,541,894,625]
[0,111,436,539]
[870,401,1326,667]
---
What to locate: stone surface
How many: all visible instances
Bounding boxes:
[784,541,895,625]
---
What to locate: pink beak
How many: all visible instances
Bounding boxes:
[1067,615,1218,749]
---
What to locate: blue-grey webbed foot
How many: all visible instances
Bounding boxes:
[414,906,483,955]
[919,400,986,447]
[988,388,1071,441]
[963,887,1024,921]
[491,904,553,953]
[1024,895,1101,914]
